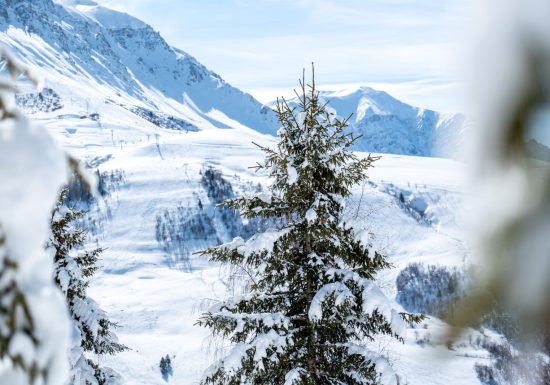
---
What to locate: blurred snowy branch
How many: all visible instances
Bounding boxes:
[0,46,70,385]
[454,0,550,377]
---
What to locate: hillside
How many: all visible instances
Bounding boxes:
[0,0,279,135]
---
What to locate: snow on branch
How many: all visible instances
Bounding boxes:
[0,46,70,385]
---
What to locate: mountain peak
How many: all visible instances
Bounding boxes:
[282,85,463,157]
[326,85,385,98]
[55,0,148,30]
[316,85,414,123]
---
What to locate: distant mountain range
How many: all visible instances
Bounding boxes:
[1,0,464,157]
[280,87,465,157]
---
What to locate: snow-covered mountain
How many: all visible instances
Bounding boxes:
[0,0,279,135]
[1,0,464,158]
[281,87,466,157]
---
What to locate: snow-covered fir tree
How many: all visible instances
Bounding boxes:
[159,354,173,380]
[197,68,423,385]
[48,188,127,385]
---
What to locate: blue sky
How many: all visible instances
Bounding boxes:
[95,0,472,112]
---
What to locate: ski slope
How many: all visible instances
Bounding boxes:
[34,94,486,384]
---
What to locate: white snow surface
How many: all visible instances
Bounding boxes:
[3,73,482,385]
[308,282,354,322]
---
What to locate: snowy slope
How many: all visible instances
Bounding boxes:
[0,0,279,135]
[34,89,484,384]
[280,87,466,157]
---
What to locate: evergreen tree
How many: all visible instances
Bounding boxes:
[0,227,44,382]
[198,67,423,385]
[48,189,127,385]
[159,354,173,380]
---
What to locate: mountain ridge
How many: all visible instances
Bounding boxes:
[1,0,463,157]
[0,0,279,135]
